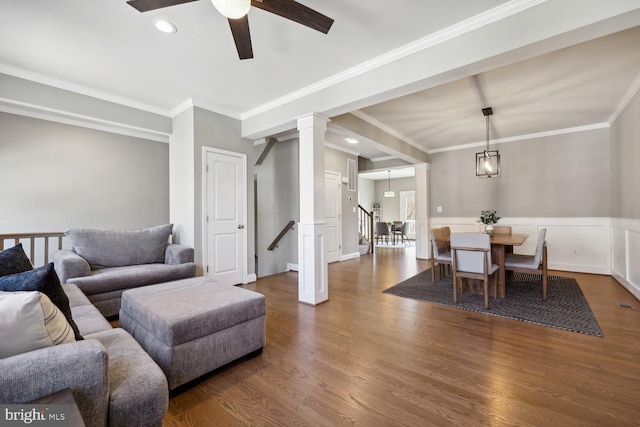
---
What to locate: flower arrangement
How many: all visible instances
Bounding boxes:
[479,210,500,225]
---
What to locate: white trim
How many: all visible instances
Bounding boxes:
[430,216,612,275]
[324,142,360,157]
[201,147,249,285]
[350,110,424,151]
[428,123,609,154]
[324,170,343,264]
[341,252,361,261]
[169,98,195,117]
[246,273,257,283]
[370,156,397,162]
[241,0,546,121]
[286,263,299,272]
[0,64,171,116]
[609,72,640,125]
[0,98,170,143]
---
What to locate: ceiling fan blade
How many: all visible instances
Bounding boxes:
[228,16,254,60]
[251,0,333,34]
[127,0,199,13]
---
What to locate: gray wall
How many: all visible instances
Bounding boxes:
[358,177,375,213]
[0,112,169,232]
[611,89,640,219]
[375,177,416,222]
[429,128,611,218]
[192,107,256,275]
[254,139,299,277]
[254,141,361,277]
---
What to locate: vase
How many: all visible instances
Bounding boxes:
[485,224,494,236]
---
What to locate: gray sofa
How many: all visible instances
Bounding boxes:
[53,224,196,317]
[0,283,169,427]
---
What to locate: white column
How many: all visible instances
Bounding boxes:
[415,162,431,259]
[297,113,330,305]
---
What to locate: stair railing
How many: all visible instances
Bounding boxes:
[268,220,295,251]
[357,205,374,254]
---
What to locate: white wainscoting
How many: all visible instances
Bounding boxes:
[611,218,640,300]
[430,217,612,275]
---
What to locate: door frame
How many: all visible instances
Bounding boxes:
[201,146,248,284]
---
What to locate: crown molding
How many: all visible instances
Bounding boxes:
[608,72,640,125]
[0,98,170,143]
[241,0,546,121]
[427,123,609,154]
[324,142,359,157]
[0,64,172,117]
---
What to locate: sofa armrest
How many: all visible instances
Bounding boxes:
[53,250,90,284]
[165,243,194,265]
[0,340,109,427]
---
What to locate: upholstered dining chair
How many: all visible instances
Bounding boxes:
[504,228,548,301]
[375,222,390,245]
[429,229,451,283]
[392,221,403,244]
[450,233,499,309]
[492,225,512,234]
[400,221,411,245]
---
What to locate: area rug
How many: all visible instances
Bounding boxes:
[382,270,603,336]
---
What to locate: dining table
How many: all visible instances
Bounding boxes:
[437,232,528,298]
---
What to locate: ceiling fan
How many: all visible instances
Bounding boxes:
[127,0,334,60]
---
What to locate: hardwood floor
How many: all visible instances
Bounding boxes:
[163,247,640,426]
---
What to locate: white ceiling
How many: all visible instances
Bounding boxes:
[1,1,639,164]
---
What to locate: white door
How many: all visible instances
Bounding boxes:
[204,149,246,285]
[325,171,341,263]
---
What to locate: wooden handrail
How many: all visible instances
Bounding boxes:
[357,205,374,254]
[268,221,295,251]
[0,232,65,266]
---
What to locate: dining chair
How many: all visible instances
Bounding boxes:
[450,233,499,309]
[392,221,403,244]
[375,222,390,245]
[504,228,548,301]
[492,225,512,235]
[400,221,411,245]
[429,229,451,283]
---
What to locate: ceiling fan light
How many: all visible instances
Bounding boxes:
[211,0,250,19]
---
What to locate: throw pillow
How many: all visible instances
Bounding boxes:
[0,243,33,277]
[0,263,82,340]
[0,291,76,359]
[65,224,173,269]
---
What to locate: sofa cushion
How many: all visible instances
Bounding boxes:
[0,243,33,277]
[0,263,82,340]
[65,224,173,269]
[67,263,196,296]
[86,328,168,427]
[0,291,75,358]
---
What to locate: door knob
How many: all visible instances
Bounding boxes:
[237,224,245,229]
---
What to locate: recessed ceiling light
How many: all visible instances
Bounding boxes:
[345,138,359,144]
[155,19,177,34]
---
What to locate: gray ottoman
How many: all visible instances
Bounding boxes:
[119,277,266,390]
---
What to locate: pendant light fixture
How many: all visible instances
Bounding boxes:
[384,170,395,198]
[475,107,501,178]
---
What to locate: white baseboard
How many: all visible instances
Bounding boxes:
[341,252,360,261]
[245,273,257,283]
[286,263,299,272]
[612,273,640,301]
